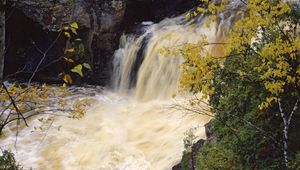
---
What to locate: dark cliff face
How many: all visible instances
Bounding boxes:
[4,0,198,85]
[123,0,200,29]
[5,0,126,84]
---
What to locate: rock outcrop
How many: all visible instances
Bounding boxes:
[4,0,199,84]
[172,120,216,170]
[5,0,127,84]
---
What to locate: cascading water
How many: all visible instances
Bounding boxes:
[113,16,219,101]
[0,2,242,169]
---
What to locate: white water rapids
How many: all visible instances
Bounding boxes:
[1,91,210,170]
[0,3,244,169]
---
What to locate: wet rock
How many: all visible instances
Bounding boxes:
[172,120,216,170]
[5,0,126,84]
[172,139,206,170]
[205,119,217,143]
[4,0,199,85]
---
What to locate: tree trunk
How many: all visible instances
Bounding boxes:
[0,0,5,81]
[278,98,290,169]
[277,98,299,169]
[283,119,289,169]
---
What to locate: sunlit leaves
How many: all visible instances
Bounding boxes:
[63,57,74,63]
[64,32,71,38]
[63,21,79,38]
[70,28,77,35]
[63,26,69,31]
[180,0,300,110]
[185,0,226,19]
[71,64,84,77]
[70,22,79,29]
[62,73,73,84]
[66,48,75,53]
[59,22,93,84]
[0,83,96,134]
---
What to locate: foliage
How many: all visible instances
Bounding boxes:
[183,128,197,153]
[111,0,124,11]
[179,152,192,170]
[177,0,300,169]
[61,22,92,84]
[181,0,300,102]
[196,142,243,170]
[208,53,287,169]
[0,150,22,170]
[0,83,96,135]
[291,152,300,170]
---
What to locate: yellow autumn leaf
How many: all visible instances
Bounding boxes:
[63,57,74,63]
[185,13,191,19]
[63,26,69,30]
[71,64,84,77]
[66,48,75,53]
[63,74,72,84]
[64,32,71,38]
[70,22,79,29]
[238,71,246,76]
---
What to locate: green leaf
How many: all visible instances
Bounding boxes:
[71,64,84,77]
[70,27,77,35]
[83,63,92,71]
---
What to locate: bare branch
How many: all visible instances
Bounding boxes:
[27,32,62,85]
[175,95,283,150]
[1,82,28,126]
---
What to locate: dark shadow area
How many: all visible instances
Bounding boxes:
[5,6,65,83]
[123,0,200,28]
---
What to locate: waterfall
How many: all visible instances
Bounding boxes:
[112,16,214,101]
[112,4,243,101]
[1,2,244,170]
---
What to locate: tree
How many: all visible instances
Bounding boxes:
[179,0,300,168]
[208,52,288,169]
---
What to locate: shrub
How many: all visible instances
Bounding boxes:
[0,150,22,170]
